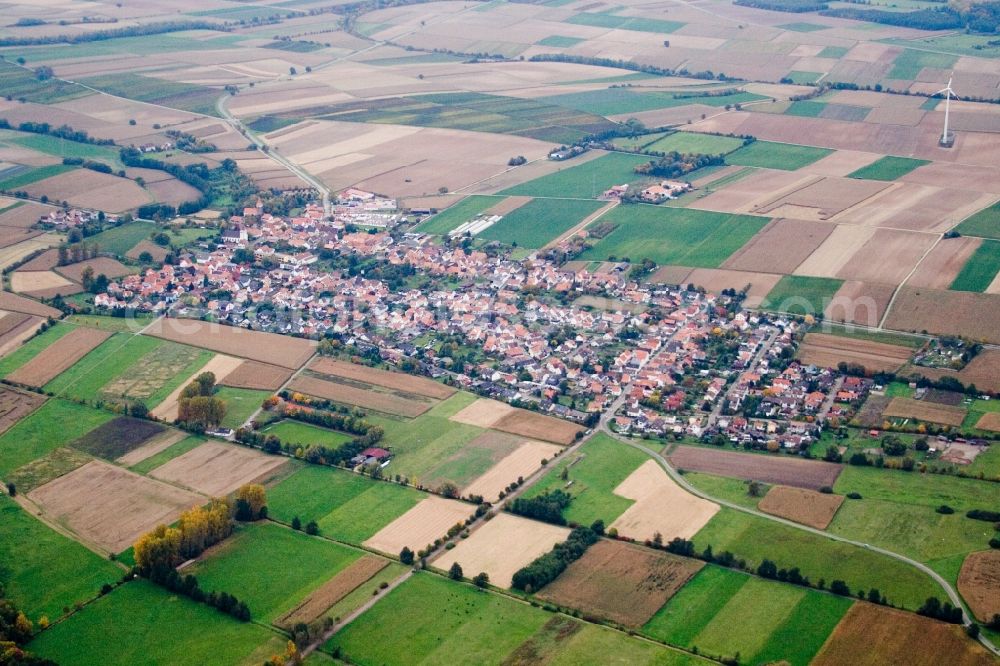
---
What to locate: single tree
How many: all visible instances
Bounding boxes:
[473,572,489,588]
[448,562,463,581]
[400,547,414,565]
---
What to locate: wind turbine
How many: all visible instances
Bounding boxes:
[936,75,956,148]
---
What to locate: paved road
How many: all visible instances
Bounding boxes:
[707,329,777,428]
[602,428,1000,657]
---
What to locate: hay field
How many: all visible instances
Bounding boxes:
[364,496,473,555]
[149,441,287,496]
[288,374,434,417]
[797,332,911,374]
[219,360,292,391]
[27,460,203,554]
[145,318,316,368]
[669,445,841,490]
[461,440,562,502]
[150,354,243,421]
[957,550,1000,623]
[813,603,994,666]
[433,512,569,589]
[609,460,719,543]
[310,357,454,399]
[6,326,112,387]
[537,540,703,627]
[758,486,845,529]
[883,397,967,427]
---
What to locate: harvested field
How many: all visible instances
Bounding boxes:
[609,460,719,543]
[681,268,782,309]
[145,318,316,369]
[150,354,244,422]
[885,288,1000,345]
[758,486,844,529]
[823,281,896,327]
[0,311,30,338]
[23,170,151,214]
[909,238,983,291]
[795,225,877,278]
[125,240,169,263]
[0,315,43,359]
[70,416,165,460]
[492,409,582,446]
[115,429,187,467]
[461,440,562,502]
[897,350,1000,394]
[752,177,889,221]
[219,360,292,391]
[15,249,59,271]
[722,218,836,275]
[975,412,1000,433]
[0,385,44,434]
[276,555,388,629]
[797,332,911,374]
[55,257,133,283]
[364,496,474,555]
[10,270,78,296]
[309,357,454,400]
[450,397,517,427]
[6,326,112,387]
[27,460,203,554]
[803,150,883,177]
[0,291,60,317]
[668,446,842,491]
[812,602,995,666]
[882,397,966,427]
[537,540,703,627]
[958,550,1000,622]
[149,441,288,497]
[649,265,694,285]
[835,230,936,285]
[433,512,569,589]
[289,374,434,418]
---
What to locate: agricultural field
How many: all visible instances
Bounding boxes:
[643,132,745,156]
[761,275,845,316]
[29,580,287,666]
[0,399,112,477]
[758,486,845,529]
[796,332,912,374]
[644,565,853,666]
[261,419,353,449]
[668,445,842,491]
[477,197,605,248]
[950,240,1000,292]
[266,464,425,544]
[145,318,316,369]
[498,152,651,199]
[186,522,363,622]
[956,201,1000,240]
[5,326,111,388]
[848,156,929,181]
[725,141,832,171]
[149,441,287,496]
[958,550,1000,623]
[578,205,769,267]
[413,195,500,235]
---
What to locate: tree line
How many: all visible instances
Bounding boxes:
[0,20,225,47]
[176,372,226,430]
[508,490,572,525]
[0,119,115,146]
[0,584,54,666]
[511,524,601,593]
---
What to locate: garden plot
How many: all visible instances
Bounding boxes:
[461,439,563,502]
[758,486,845,529]
[149,441,288,496]
[433,512,569,589]
[609,460,719,543]
[363,496,474,555]
[27,460,203,554]
[6,326,112,388]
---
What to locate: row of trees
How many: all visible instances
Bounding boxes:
[0,119,114,146]
[0,19,222,47]
[633,151,726,179]
[61,157,112,174]
[507,490,572,525]
[511,525,601,593]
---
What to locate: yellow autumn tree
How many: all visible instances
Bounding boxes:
[134,524,182,574]
[234,483,267,521]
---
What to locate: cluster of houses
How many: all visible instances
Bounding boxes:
[38,208,113,229]
[600,180,693,203]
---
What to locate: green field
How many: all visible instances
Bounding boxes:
[815,322,925,348]
[761,275,844,315]
[643,132,744,156]
[216,387,272,430]
[79,73,220,116]
[779,22,829,31]
[500,152,651,198]
[129,435,206,474]
[0,322,75,377]
[327,572,705,665]
[693,508,940,609]
[477,197,605,248]
[0,163,74,190]
[366,392,488,483]
[848,156,930,181]
[682,471,768,509]
[0,494,122,620]
[543,88,765,117]
[786,100,826,117]
[785,71,824,84]
[0,399,113,477]
[565,12,685,34]
[262,420,353,449]
[44,333,161,400]
[267,464,425,544]
[726,141,832,170]
[644,565,750,646]
[611,131,671,151]
[413,195,501,235]
[523,433,646,526]
[834,465,999,511]
[819,46,849,58]
[537,35,585,47]
[950,240,1000,292]
[955,201,1000,240]
[86,221,160,256]
[187,522,362,620]
[29,580,285,666]
[9,132,121,167]
[66,313,156,332]
[888,48,958,80]
[0,60,90,104]
[577,205,769,267]
[828,497,995,583]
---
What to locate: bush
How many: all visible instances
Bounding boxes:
[819,486,833,494]
[936,505,955,515]
[846,492,862,500]
[968,509,1000,522]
